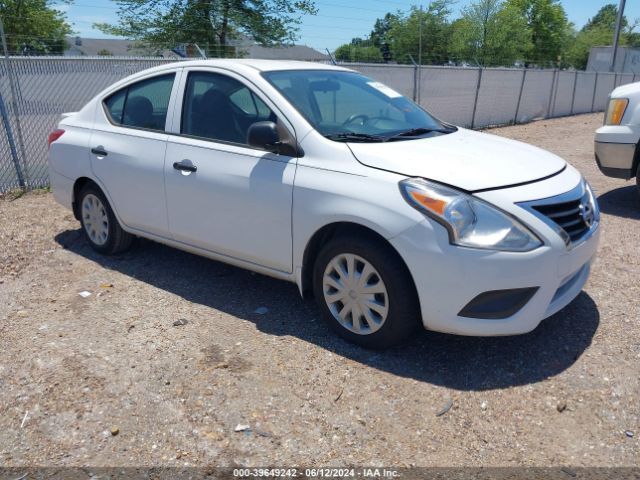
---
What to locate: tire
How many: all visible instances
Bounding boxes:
[312,234,421,349]
[78,183,133,255]
[636,166,640,197]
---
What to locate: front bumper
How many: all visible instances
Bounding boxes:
[594,125,638,180]
[594,141,636,179]
[390,170,600,336]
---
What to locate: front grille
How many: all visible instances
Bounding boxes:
[532,198,590,243]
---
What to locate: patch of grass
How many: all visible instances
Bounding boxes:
[0,185,50,201]
[0,188,26,201]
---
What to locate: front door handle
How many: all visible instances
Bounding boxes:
[173,160,197,173]
[91,146,108,156]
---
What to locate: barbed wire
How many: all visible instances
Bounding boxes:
[0,36,597,68]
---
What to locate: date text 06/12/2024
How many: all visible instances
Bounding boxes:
[232,468,400,478]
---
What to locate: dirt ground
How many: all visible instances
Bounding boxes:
[0,113,638,469]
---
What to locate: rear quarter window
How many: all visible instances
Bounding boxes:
[103,73,175,131]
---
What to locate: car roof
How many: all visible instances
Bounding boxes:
[173,58,353,73]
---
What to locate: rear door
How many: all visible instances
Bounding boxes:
[89,71,181,237]
[164,68,297,272]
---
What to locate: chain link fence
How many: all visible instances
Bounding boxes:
[0,57,176,191]
[1,56,638,193]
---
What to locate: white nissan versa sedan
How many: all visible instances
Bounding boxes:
[48,60,600,348]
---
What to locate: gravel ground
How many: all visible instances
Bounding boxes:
[0,113,638,468]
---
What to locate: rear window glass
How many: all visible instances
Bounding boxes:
[104,74,175,131]
[104,89,126,123]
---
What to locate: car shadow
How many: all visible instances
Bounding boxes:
[55,229,600,392]
[597,184,639,220]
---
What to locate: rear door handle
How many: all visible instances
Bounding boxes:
[91,147,108,156]
[173,161,197,173]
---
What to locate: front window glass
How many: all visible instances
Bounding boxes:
[263,70,453,141]
[181,71,276,145]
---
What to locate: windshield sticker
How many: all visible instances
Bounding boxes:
[367,81,402,98]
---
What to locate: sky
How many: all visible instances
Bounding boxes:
[58,0,640,52]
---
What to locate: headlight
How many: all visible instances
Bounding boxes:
[399,178,542,252]
[604,98,628,125]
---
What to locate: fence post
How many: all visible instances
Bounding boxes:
[513,68,527,125]
[570,70,578,115]
[546,69,557,118]
[470,67,483,129]
[417,65,423,106]
[591,72,599,112]
[0,92,25,188]
[408,55,418,102]
[0,16,29,189]
[552,70,561,117]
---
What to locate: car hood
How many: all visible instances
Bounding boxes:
[347,127,566,192]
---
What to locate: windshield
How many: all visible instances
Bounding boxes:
[262,70,453,142]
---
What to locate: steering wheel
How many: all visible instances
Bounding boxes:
[342,114,369,127]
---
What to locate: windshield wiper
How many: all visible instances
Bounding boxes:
[384,126,457,141]
[324,132,386,143]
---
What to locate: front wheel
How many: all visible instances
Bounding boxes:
[78,183,133,254]
[312,235,421,349]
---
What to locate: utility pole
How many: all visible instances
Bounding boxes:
[417,4,423,105]
[418,4,423,67]
[610,0,626,72]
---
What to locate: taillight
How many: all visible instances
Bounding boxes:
[48,129,65,149]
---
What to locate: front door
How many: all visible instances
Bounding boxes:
[164,70,297,273]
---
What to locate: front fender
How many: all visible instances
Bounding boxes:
[291,163,429,290]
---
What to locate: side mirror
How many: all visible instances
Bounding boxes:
[247,121,281,152]
[247,121,303,157]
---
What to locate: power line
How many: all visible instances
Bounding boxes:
[57,7,383,25]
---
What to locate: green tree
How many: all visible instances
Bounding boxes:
[564,4,639,69]
[449,0,531,66]
[506,0,571,66]
[95,0,316,57]
[333,12,398,63]
[334,44,383,63]
[370,12,398,48]
[387,0,454,64]
[564,28,612,70]
[0,0,72,55]
[583,3,624,31]
[627,26,640,48]
[584,3,639,48]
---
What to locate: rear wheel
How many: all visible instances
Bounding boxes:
[78,183,133,254]
[312,235,421,349]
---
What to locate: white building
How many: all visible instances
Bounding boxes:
[587,46,640,73]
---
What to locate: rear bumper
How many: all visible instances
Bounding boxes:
[49,167,74,212]
[594,141,636,179]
